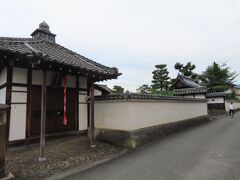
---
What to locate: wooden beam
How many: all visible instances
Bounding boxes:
[39,70,47,161]
[26,68,32,138]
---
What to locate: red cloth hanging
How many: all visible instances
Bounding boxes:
[63,76,67,126]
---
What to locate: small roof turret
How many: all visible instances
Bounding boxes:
[31,21,56,43]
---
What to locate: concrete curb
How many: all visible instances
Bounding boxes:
[46,149,128,180]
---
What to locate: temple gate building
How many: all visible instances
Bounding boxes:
[172,74,207,99]
[0,22,120,143]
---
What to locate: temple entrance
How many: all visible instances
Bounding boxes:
[30,86,76,136]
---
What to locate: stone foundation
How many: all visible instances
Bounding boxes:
[96,115,209,148]
[0,173,14,180]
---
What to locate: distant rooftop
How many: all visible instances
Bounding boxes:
[173,87,208,95]
[172,74,207,95]
[173,74,202,89]
[206,92,227,98]
[235,85,240,89]
[95,84,112,95]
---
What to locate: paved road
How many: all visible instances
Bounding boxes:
[66,113,240,180]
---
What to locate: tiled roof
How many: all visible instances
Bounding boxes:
[206,92,227,98]
[172,74,207,95]
[235,85,240,89]
[173,87,208,95]
[0,37,120,77]
[95,93,207,102]
[95,84,112,93]
[175,74,201,88]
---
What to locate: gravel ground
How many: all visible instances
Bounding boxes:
[5,136,123,180]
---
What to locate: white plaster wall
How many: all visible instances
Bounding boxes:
[11,92,27,103]
[33,70,57,85]
[9,104,26,141]
[195,94,206,99]
[183,94,205,99]
[12,68,27,84]
[225,101,240,111]
[79,91,87,95]
[0,88,6,104]
[207,97,224,104]
[95,101,208,131]
[33,70,48,85]
[79,104,88,131]
[32,70,76,88]
[79,93,88,131]
[94,89,102,96]
[79,95,88,103]
[79,77,87,89]
[0,67,7,85]
[63,75,76,88]
[12,86,27,91]
[183,95,194,98]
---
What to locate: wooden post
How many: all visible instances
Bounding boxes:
[0,105,11,178]
[75,75,79,131]
[39,70,47,161]
[0,108,6,178]
[90,82,96,147]
[5,66,13,141]
[26,68,32,138]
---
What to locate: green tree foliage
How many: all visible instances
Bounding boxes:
[160,90,173,96]
[226,92,239,100]
[136,84,152,94]
[151,64,171,93]
[112,85,124,93]
[200,62,238,92]
[174,62,198,80]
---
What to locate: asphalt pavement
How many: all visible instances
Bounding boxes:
[65,113,240,180]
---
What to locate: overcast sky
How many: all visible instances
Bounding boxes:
[1,0,240,91]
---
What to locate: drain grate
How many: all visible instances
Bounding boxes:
[212,153,225,159]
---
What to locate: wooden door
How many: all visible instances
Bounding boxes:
[31,86,76,136]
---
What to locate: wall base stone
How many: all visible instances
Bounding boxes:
[96,115,210,149]
[0,173,15,180]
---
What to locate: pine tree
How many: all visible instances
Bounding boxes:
[200,62,238,92]
[136,84,152,94]
[151,64,171,93]
[112,85,124,93]
[174,62,198,81]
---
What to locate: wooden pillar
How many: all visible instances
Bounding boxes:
[5,66,12,141]
[0,105,10,178]
[26,68,32,138]
[75,75,79,131]
[39,70,47,161]
[0,110,6,178]
[87,81,90,128]
[89,82,96,147]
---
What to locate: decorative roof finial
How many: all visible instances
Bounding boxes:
[39,21,50,30]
